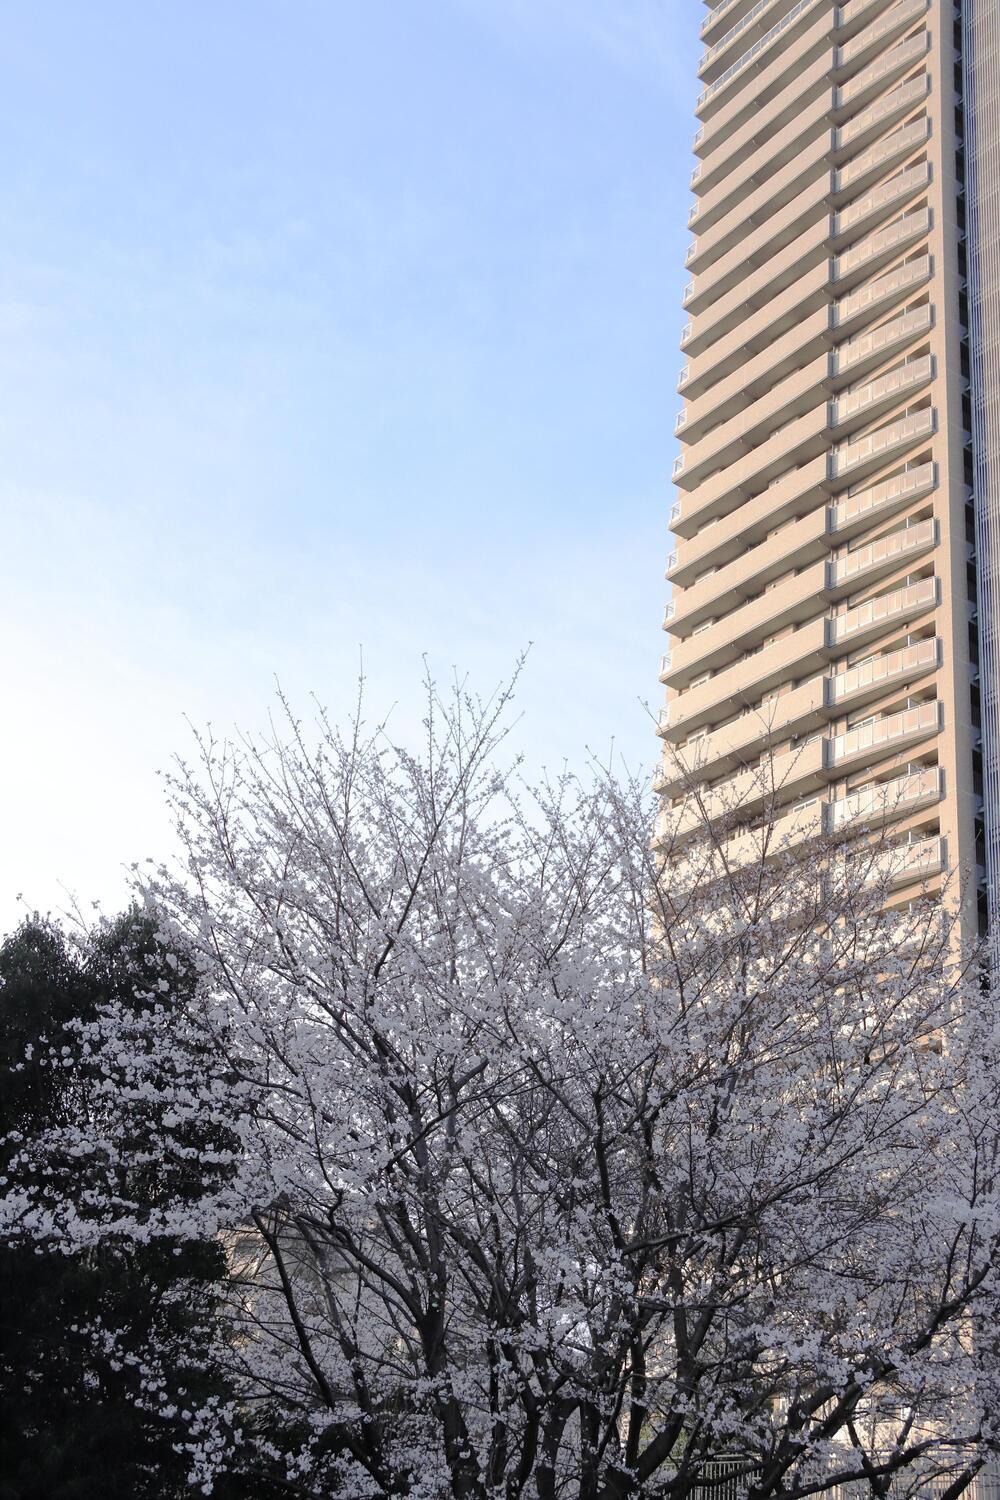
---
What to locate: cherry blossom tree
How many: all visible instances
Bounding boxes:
[5,672,1000,1500]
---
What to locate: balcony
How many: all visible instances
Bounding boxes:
[685,241,698,267]
[833,162,933,244]
[675,411,688,436]
[691,137,830,267]
[673,449,828,547]
[699,0,799,80]
[678,351,830,485]
[832,255,932,335]
[828,519,937,590]
[835,0,929,74]
[665,549,679,575]
[659,652,672,683]
[832,207,931,289]
[828,766,943,831]
[687,211,830,346]
[827,699,942,772]
[671,736,830,842]
[834,30,930,111]
[867,833,945,890]
[656,676,830,796]
[829,461,936,536]
[834,73,930,154]
[666,507,832,635]
[682,304,832,435]
[696,0,826,115]
[665,615,831,741]
[696,7,834,156]
[833,307,934,382]
[830,358,934,433]
[828,407,936,485]
[701,0,750,40]
[725,797,826,869]
[828,636,940,709]
[829,576,939,650]
[689,208,830,347]
[695,47,834,200]
[833,118,930,199]
[678,365,691,391]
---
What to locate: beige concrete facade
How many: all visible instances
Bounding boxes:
[658,0,984,921]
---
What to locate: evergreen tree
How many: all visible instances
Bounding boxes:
[0,913,237,1499]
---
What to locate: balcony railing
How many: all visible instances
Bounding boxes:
[701,0,745,38]
[672,455,686,478]
[828,636,939,702]
[833,207,930,281]
[831,576,938,644]
[836,0,929,69]
[835,73,929,150]
[830,356,933,427]
[834,117,929,193]
[680,322,693,346]
[664,601,676,624]
[828,698,941,765]
[833,255,931,326]
[834,162,931,238]
[666,549,679,573]
[834,306,933,376]
[659,651,672,679]
[828,519,936,587]
[830,461,936,529]
[691,162,703,187]
[683,280,695,304]
[834,20,927,103]
[829,407,935,478]
[867,832,945,888]
[675,411,688,435]
[678,364,691,389]
[696,0,822,110]
[670,500,683,524]
[700,0,793,73]
[828,766,942,830]
[685,240,699,266]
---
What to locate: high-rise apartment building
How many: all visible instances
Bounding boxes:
[657,0,992,930]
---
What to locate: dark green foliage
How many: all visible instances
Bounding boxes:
[0,913,236,1500]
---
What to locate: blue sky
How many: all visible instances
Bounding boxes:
[1,0,698,925]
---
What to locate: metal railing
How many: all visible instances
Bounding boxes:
[833,255,931,324]
[834,161,931,237]
[834,305,933,374]
[835,117,930,193]
[829,407,935,478]
[831,576,938,643]
[835,28,928,106]
[828,698,941,764]
[830,461,935,527]
[831,356,933,426]
[829,635,939,701]
[696,0,822,110]
[828,519,936,586]
[835,72,928,149]
[836,0,928,69]
[701,0,793,72]
[828,765,942,829]
[833,207,930,280]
